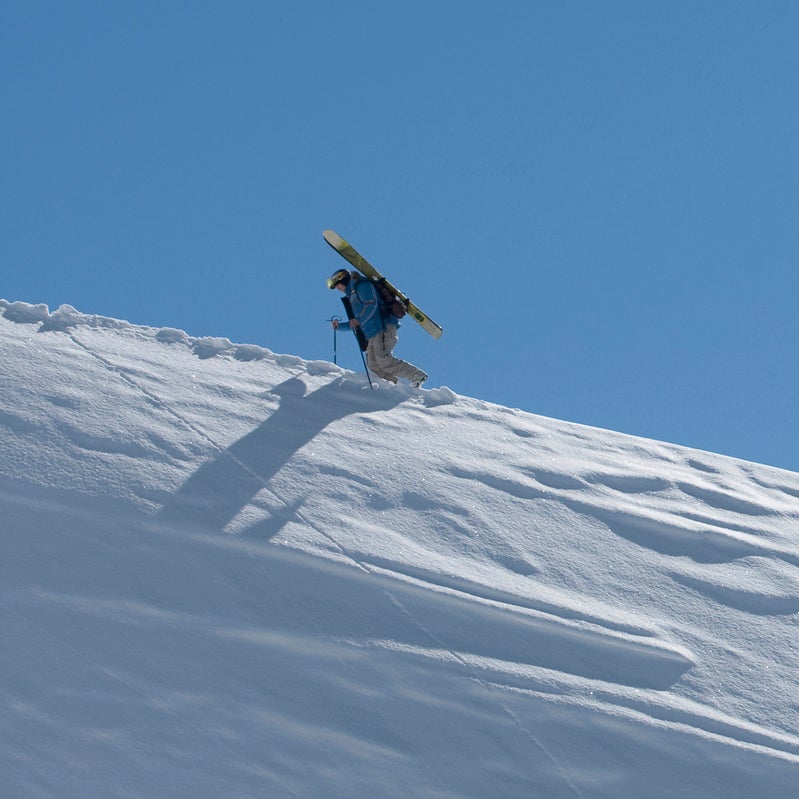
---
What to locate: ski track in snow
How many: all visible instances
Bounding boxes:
[4,299,799,798]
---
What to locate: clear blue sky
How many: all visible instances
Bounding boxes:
[3,1,798,472]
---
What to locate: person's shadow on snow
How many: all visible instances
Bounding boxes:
[157,376,403,533]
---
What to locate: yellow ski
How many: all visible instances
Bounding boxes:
[323,230,443,339]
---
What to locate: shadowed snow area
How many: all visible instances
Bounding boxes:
[3,300,799,798]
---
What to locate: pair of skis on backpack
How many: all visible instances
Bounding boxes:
[323,230,443,340]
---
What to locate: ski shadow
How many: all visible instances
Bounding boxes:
[158,376,403,533]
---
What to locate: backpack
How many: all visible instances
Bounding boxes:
[373,277,407,320]
[351,271,407,320]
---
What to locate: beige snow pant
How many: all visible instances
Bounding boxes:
[366,325,426,384]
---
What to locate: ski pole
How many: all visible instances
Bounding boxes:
[328,316,342,364]
[340,297,375,389]
[359,348,374,390]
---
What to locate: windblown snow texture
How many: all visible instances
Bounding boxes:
[2,299,799,798]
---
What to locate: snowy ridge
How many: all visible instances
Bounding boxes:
[3,299,799,798]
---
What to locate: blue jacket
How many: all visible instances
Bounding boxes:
[346,277,400,340]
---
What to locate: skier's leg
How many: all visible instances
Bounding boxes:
[371,326,427,384]
[366,337,397,383]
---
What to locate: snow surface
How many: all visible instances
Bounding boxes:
[3,298,799,798]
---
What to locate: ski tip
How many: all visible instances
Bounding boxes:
[323,229,346,249]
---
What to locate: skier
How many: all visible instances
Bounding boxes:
[328,268,428,387]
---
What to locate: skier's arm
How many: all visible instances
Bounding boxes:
[331,318,359,330]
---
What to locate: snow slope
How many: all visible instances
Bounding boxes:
[3,299,799,798]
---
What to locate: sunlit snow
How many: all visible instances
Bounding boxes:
[3,299,799,798]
